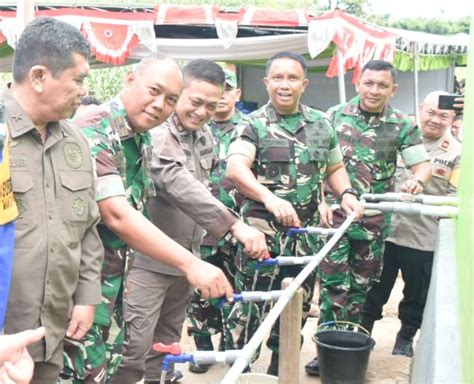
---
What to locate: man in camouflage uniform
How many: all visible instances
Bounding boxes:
[61,55,234,383]
[361,91,461,357]
[186,69,247,373]
[110,60,266,384]
[226,51,364,376]
[305,60,432,376]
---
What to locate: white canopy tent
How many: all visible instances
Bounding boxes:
[0,4,468,113]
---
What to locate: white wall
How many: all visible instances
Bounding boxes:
[240,66,452,116]
[411,219,462,383]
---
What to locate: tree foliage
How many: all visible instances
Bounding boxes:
[317,0,369,17]
[84,65,132,102]
[368,15,470,35]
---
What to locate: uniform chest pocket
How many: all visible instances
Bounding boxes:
[432,165,450,181]
[59,171,92,225]
[256,144,291,186]
[10,172,35,227]
[306,124,331,161]
[182,150,196,173]
[305,130,330,183]
[307,146,329,162]
[374,132,398,162]
[200,155,214,171]
[199,155,214,186]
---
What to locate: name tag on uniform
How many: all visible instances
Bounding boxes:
[261,138,289,147]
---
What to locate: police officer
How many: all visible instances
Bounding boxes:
[226,51,364,376]
[305,60,432,376]
[361,91,461,357]
[186,69,248,373]
[61,55,234,383]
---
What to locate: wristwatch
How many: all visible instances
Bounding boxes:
[340,187,359,200]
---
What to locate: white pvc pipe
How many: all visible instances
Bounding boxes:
[221,212,357,384]
[413,41,420,127]
[239,290,285,303]
[305,227,338,236]
[363,202,458,218]
[336,47,346,104]
[361,193,459,206]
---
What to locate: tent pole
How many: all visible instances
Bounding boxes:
[15,0,35,37]
[336,47,346,104]
[413,42,420,126]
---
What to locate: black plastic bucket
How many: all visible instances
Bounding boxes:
[313,329,375,384]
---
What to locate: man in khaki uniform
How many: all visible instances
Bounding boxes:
[2,18,104,383]
[362,91,462,357]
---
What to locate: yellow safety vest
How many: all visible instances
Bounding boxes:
[0,122,18,225]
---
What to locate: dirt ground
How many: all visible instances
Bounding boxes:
[174,275,413,383]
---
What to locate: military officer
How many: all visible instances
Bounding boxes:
[61,55,234,383]
[305,60,432,376]
[226,51,364,376]
[361,91,461,357]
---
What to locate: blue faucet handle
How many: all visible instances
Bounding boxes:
[256,258,278,269]
[287,227,307,237]
[217,293,244,308]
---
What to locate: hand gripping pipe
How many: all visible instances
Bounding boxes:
[155,342,242,383]
[361,192,458,207]
[255,226,339,269]
[363,202,458,218]
[221,212,357,384]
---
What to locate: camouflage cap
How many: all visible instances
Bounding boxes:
[224,70,237,88]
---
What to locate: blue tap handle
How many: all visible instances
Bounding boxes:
[162,353,194,371]
[217,293,244,309]
[287,227,307,237]
[256,258,278,269]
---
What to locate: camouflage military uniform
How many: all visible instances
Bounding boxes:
[318,95,429,325]
[226,103,342,356]
[62,96,155,383]
[186,110,246,343]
